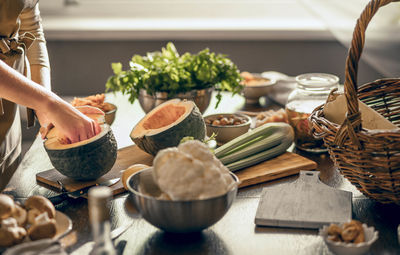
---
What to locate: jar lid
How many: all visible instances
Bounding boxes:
[295,73,339,90]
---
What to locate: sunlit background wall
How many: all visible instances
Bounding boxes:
[36,0,399,95]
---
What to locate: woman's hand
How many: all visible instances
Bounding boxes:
[37,100,104,143]
[0,60,104,143]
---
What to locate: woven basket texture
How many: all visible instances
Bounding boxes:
[310,0,400,204]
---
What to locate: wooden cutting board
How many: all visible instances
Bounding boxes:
[255,170,352,229]
[36,145,317,195]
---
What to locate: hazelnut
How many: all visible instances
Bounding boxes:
[220,117,229,125]
[327,224,342,236]
[341,226,359,242]
[212,120,220,126]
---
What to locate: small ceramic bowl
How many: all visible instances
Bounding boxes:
[319,223,379,255]
[104,102,117,125]
[241,73,276,105]
[204,113,251,144]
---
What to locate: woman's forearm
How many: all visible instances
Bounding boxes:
[1,4,102,143]
[30,65,51,90]
[0,60,102,143]
[0,60,57,112]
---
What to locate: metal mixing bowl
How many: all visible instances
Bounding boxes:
[127,167,239,233]
[138,87,213,113]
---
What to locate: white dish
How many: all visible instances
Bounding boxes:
[0,210,72,253]
[319,223,378,255]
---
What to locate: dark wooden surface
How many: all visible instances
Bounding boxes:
[37,145,317,191]
[4,92,400,255]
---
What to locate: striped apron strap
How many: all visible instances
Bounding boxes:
[0,32,36,126]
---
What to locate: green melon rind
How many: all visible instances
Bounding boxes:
[131,104,206,155]
[44,127,118,181]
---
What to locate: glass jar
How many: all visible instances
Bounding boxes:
[286,73,339,153]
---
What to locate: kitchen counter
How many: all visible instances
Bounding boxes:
[4,92,400,254]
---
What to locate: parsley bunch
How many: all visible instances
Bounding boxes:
[106,42,243,108]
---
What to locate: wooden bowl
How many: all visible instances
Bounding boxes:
[104,102,117,125]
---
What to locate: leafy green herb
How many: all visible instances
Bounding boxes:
[203,133,217,144]
[180,136,195,144]
[106,42,243,108]
[179,134,217,151]
[180,133,217,145]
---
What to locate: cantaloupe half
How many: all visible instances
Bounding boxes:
[44,112,117,181]
[130,99,206,155]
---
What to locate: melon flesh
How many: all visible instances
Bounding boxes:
[143,105,185,130]
[131,99,206,155]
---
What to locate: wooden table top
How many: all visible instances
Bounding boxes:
[4,92,400,255]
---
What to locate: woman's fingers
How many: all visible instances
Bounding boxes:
[47,120,99,144]
[68,135,79,144]
[39,123,54,139]
[70,121,94,143]
[93,121,102,135]
[74,119,99,142]
[41,100,105,143]
[85,121,96,138]
[75,105,105,115]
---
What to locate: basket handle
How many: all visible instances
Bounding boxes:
[334,0,399,148]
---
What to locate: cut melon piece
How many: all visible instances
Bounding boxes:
[44,123,117,181]
[130,99,206,155]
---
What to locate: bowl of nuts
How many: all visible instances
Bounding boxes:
[319,220,379,255]
[204,113,251,144]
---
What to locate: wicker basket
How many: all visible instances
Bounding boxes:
[310,0,400,204]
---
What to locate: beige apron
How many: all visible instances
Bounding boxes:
[0,0,38,190]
